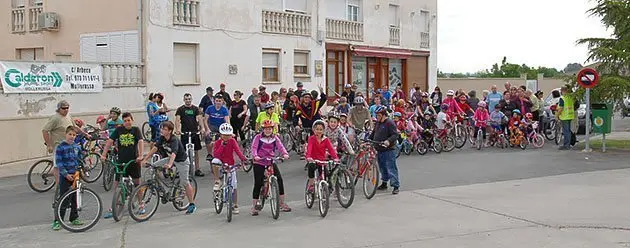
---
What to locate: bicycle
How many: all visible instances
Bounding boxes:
[28,146,102,193]
[305,159,354,217]
[487,124,507,149]
[304,159,333,218]
[54,162,103,233]
[525,121,545,148]
[213,162,241,222]
[451,117,468,148]
[350,140,380,199]
[109,160,136,222]
[435,128,455,152]
[473,121,488,151]
[101,148,119,192]
[142,121,152,142]
[127,161,198,222]
[278,123,295,153]
[416,129,443,155]
[239,127,255,172]
[463,117,476,145]
[254,157,284,220]
[182,131,201,177]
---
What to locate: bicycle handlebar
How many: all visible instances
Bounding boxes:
[308,159,339,165]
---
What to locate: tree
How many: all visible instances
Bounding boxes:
[563,63,583,73]
[573,0,630,110]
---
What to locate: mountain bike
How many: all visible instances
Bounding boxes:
[54,162,103,233]
[28,147,102,193]
[127,161,198,222]
[349,140,380,199]
[110,160,136,222]
[305,159,353,217]
[213,162,241,222]
[254,157,284,220]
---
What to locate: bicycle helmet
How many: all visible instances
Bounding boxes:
[211,158,223,166]
[339,113,348,118]
[110,107,121,115]
[525,113,533,119]
[374,106,388,115]
[446,90,455,96]
[261,119,275,129]
[74,118,84,127]
[393,112,402,118]
[441,103,449,110]
[354,96,365,105]
[327,111,340,120]
[264,102,275,110]
[219,123,234,135]
[512,109,521,115]
[478,101,487,108]
[96,115,106,124]
[313,119,326,128]
[296,82,304,87]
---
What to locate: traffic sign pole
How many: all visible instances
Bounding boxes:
[583,88,592,153]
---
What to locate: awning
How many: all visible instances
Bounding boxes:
[351,46,412,59]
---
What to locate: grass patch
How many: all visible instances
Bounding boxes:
[576,139,630,150]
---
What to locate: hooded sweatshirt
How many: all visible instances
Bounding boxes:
[251,134,288,167]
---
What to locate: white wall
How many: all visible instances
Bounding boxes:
[144,0,327,101]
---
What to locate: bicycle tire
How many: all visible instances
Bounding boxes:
[270,177,280,220]
[532,134,545,148]
[304,180,314,209]
[403,142,412,155]
[416,141,428,155]
[214,188,224,214]
[242,162,253,173]
[226,186,233,222]
[520,137,529,150]
[111,184,127,222]
[433,139,443,153]
[172,177,197,211]
[335,169,355,208]
[554,123,562,145]
[363,160,379,199]
[443,137,455,152]
[476,130,482,150]
[467,126,476,145]
[55,187,103,233]
[544,120,556,141]
[259,181,267,210]
[102,161,115,191]
[142,122,152,142]
[318,182,330,218]
[80,153,103,183]
[454,125,467,148]
[128,183,160,222]
[187,149,195,178]
[27,159,56,193]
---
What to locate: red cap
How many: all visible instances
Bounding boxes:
[220,83,226,87]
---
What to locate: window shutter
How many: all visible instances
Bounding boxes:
[285,0,307,11]
[80,35,96,61]
[389,5,398,25]
[173,43,197,84]
[109,33,125,62]
[20,49,34,60]
[95,35,111,62]
[294,52,307,66]
[262,53,278,68]
[124,32,139,62]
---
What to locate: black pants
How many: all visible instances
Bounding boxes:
[231,117,245,141]
[307,163,329,179]
[252,164,285,199]
[56,177,78,222]
[474,126,487,139]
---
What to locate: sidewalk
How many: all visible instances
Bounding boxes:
[3,168,630,248]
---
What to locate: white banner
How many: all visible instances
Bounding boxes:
[0,61,103,93]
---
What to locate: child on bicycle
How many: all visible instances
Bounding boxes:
[250,120,291,215]
[213,123,248,214]
[305,120,339,194]
[489,104,507,135]
[338,113,356,145]
[52,126,82,230]
[393,112,407,144]
[523,112,536,136]
[508,109,525,141]
[107,107,124,134]
[325,112,355,159]
[472,101,490,147]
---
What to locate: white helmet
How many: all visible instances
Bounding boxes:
[446,90,455,96]
[219,123,234,135]
[211,158,223,165]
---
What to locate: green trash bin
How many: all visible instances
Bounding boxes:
[591,103,612,134]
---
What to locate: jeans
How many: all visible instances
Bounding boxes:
[562,120,572,148]
[377,149,400,188]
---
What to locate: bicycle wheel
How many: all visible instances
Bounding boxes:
[532,134,545,148]
[55,187,102,233]
[304,180,314,209]
[544,120,556,141]
[270,177,280,220]
[142,122,152,141]
[128,183,160,222]
[403,142,412,155]
[80,153,103,183]
[416,141,428,155]
[335,169,355,208]
[433,139,443,153]
[443,137,455,152]
[27,159,56,193]
[554,123,562,145]
[214,187,224,214]
[242,162,253,173]
[395,143,402,158]
[476,131,482,150]
[173,177,197,211]
[281,133,293,152]
[102,161,115,192]
[467,125,476,144]
[318,182,330,218]
[111,183,128,222]
[454,125,467,148]
[226,186,233,222]
[520,137,529,150]
[363,160,379,199]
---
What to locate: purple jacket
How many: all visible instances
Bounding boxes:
[251,134,288,166]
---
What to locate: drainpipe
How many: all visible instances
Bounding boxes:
[138,0,147,98]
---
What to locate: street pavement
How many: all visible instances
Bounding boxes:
[2,139,630,247]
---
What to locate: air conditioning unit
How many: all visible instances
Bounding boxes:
[38,12,59,31]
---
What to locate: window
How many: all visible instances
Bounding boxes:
[173,43,198,85]
[80,31,139,62]
[294,51,309,77]
[33,0,43,6]
[262,49,280,82]
[389,4,399,26]
[16,48,44,60]
[419,10,429,32]
[284,0,307,13]
[12,0,25,8]
[55,53,72,61]
[347,0,360,22]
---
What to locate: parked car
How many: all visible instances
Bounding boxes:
[622,96,630,117]
[543,88,590,134]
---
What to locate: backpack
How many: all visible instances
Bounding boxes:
[256,135,278,153]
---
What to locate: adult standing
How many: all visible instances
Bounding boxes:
[467,90,480,110]
[369,106,401,195]
[392,84,406,102]
[247,87,259,110]
[175,93,206,177]
[199,87,215,113]
[430,86,443,111]
[216,83,232,106]
[203,94,230,160]
[349,96,370,129]
[556,86,576,150]
[258,85,270,104]
[409,82,418,99]
[294,82,306,101]
[341,84,355,105]
[229,90,248,142]
[504,82,511,93]
[487,85,502,111]
[246,95,264,131]
[42,101,83,183]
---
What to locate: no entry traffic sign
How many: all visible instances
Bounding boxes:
[577,68,600,89]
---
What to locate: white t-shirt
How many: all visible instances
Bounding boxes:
[436,112,449,129]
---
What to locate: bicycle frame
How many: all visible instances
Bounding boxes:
[183,131,200,176]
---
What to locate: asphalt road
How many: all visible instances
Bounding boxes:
[1,139,630,230]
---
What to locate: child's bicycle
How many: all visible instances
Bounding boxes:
[213,161,241,222]
[435,128,455,152]
[473,121,488,150]
[396,131,414,157]
[109,160,137,222]
[127,160,198,222]
[416,129,443,155]
[509,126,528,150]
[254,157,285,220]
[487,124,507,149]
[525,121,545,148]
[54,162,103,233]
[305,159,353,218]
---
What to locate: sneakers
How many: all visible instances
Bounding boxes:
[251,207,259,216]
[51,220,61,231]
[280,203,292,212]
[71,219,83,226]
[232,206,239,214]
[195,170,205,177]
[103,211,113,219]
[213,181,221,191]
[377,183,388,190]
[205,154,213,161]
[392,187,400,195]
[186,203,196,214]
[307,184,315,194]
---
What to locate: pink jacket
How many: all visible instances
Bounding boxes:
[473,109,490,127]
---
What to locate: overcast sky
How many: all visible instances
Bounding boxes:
[437,0,612,73]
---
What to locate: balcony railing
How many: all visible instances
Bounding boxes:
[420,32,430,48]
[28,6,42,31]
[325,18,363,41]
[101,63,145,87]
[11,8,26,32]
[262,10,311,36]
[389,26,400,46]
[173,0,200,26]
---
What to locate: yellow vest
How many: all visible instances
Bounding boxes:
[559,95,575,121]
